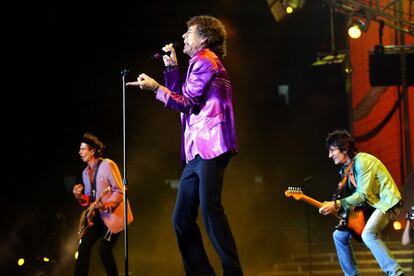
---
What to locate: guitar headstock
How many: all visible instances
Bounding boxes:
[284,186,304,200]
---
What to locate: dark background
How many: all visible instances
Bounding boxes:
[2,0,362,275]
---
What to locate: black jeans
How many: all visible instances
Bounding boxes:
[74,214,119,276]
[173,153,243,276]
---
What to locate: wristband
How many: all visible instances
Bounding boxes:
[334,200,342,212]
[79,195,90,207]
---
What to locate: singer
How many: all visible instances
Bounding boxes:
[127,15,243,275]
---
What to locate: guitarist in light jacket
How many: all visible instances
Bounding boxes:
[73,132,133,276]
[319,129,403,276]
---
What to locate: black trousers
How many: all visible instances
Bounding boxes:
[74,213,119,276]
[173,153,243,276]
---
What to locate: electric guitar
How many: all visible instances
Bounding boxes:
[284,187,371,243]
[77,186,112,239]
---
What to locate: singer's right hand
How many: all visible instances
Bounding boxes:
[162,43,178,67]
[126,73,160,92]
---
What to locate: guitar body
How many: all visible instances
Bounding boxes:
[285,187,374,243]
[333,182,374,242]
[78,207,97,239]
[336,205,374,243]
[77,186,111,239]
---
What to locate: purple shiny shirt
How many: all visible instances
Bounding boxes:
[156,48,237,164]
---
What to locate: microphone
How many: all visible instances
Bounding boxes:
[151,42,182,60]
[120,69,129,76]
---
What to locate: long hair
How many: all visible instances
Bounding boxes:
[325,129,359,158]
[186,15,227,59]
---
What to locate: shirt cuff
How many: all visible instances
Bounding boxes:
[155,86,171,106]
[165,65,178,72]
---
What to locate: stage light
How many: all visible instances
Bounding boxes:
[393,220,402,230]
[348,25,362,39]
[347,17,370,39]
[74,251,79,260]
[43,257,50,262]
[282,0,305,14]
[17,258,25,266]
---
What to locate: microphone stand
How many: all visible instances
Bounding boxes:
[121,69,129,276]
[303,176,313,276]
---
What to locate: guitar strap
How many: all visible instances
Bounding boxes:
[91,159,103,201]
[349,169,357,188]
[332,160,355,200]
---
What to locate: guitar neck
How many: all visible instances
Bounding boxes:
[299,195,323,209]
[285,188,365,240]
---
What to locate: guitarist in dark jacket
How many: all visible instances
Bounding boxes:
[72,133,133,276]
[319,129,403,276]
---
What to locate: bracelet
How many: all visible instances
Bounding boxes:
[79,195,90,207]
[334,200,341,212]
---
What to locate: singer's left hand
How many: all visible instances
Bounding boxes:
[126,73,160,91]
[162,43,178,67]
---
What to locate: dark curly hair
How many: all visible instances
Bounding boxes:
[81,132,105,158]
[186,15,227,59]
[325,129,359,158]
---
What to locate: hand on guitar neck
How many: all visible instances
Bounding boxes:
[319,200,338,216]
